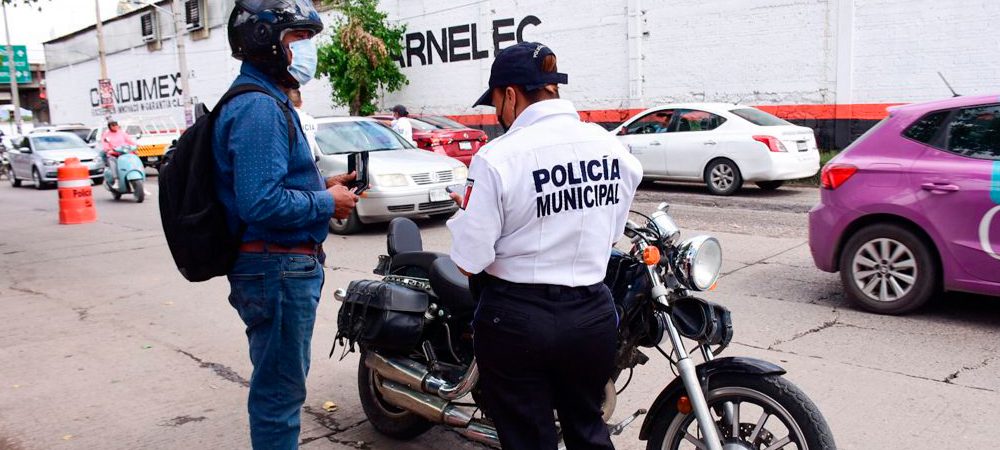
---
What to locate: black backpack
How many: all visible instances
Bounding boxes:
[159,84,295,282]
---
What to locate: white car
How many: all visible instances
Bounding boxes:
[312,117,468,234]
[612,103,820,195]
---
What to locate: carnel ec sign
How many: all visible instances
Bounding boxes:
[396,15,542,68]
[88,73,184,116]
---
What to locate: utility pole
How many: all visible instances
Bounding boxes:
[2,2,22,134]
[95,0,111,118]
[171,0,192,127]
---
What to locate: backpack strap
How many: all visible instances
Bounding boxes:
[212,84,297,152]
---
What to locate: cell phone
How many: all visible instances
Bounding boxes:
[347,151,370,195]
[445,184,461,194]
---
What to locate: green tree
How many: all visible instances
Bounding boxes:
[317,0,406,116]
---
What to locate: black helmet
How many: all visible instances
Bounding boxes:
[228,0,324,88]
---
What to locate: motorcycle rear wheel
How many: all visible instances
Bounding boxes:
[647,374,835,450]
[357,350,434,440]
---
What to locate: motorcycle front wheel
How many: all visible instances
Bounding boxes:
[357,349,434,440]
[647,374,835,450]
[131,179,145,203]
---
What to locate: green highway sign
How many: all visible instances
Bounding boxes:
[0,45,31,84]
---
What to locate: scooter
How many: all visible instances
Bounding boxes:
[104,145,146,203]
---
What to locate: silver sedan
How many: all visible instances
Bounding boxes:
[312,117,468,234]
[7,132,104,189]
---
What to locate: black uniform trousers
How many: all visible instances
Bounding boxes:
[473,274,617,450]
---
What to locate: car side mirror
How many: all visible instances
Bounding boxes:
[617,128,628,136]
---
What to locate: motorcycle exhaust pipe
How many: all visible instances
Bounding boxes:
[364,352,477,400]
[377,379,499,447]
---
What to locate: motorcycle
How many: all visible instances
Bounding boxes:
[332,203,835,450]
[103,145,146,203]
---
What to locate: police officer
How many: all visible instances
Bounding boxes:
[448,42,642,450]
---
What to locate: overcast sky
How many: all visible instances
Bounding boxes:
[3,0,121,63]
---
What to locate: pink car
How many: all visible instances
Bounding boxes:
[809,94,1000,314]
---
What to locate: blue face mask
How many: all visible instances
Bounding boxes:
[287,38,318,86]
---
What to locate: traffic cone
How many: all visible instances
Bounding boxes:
[57,157,97,224]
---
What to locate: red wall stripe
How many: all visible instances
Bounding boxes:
[446,103,900,127]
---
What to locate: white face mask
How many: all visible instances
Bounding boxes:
[287,38,318,86]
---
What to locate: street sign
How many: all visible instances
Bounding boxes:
[98,78,114,109]
[0,45,31,84]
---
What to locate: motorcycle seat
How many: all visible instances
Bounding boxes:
[391,251,448,275]
[387,218,423,255]
[429,257,476,314]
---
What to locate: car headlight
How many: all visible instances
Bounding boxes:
[375,173,409,187]
[671,235,722,291]
[43,159,59,166]
[452,165,468,181]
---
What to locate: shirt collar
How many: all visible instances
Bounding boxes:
[508,99,579,130]
[238,62,290,104]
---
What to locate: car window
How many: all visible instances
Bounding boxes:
[408,118,439,131]
[730,108,791,126]
[943,104,1000,160]
[315,121,412,155]
[19,137,30,149]
[673,109,726,132]
[31,134,87,151]
[421,116,467,129]
[64,129,91,141]
[903,110,949,144]
[625,110,675,135]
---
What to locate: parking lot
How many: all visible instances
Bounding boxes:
[1,177,999,450]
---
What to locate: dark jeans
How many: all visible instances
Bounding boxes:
[228,252,324,450]
[473,277,618,450]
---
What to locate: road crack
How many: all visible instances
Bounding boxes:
[768,309,840,350]
[159,415,206,427]
[943,356,995,384]
[176,350,250,387]
[300,406,370,447]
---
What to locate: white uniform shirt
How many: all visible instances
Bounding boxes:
[297,108,320,156]
[448,99,643,286]
[391,117,415,145]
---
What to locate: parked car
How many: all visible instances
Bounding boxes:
[313,117,468,234]
[370,114,487,166]
[7,132,104,189]
[29,123,93,143]
[809,94,1000,314]
[612,103,820,195]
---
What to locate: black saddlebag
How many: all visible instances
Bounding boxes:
[336,279,429,352]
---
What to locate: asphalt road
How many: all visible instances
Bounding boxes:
[1,176,998,450]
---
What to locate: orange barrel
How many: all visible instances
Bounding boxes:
[57,157,97,224]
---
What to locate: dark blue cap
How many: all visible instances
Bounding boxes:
[472,42,569,107]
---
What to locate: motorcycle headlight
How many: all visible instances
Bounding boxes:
[671,235,722,291]
[375,173,409,187]
[452,165,468,181]
[43,159,59,166]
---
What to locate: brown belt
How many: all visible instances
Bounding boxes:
[239,241,321,256]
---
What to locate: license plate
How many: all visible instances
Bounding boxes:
[458,141,473,150]
[796,142,807,152]
[429,188,451,202]
[147,157,159,162]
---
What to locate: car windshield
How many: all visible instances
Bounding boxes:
[315,120,412,155]
[731,108,792,126]
[419,116,467,129]
[32,134,86,151]
[63,129,91,141]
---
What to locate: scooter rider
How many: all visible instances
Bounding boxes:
[101,118,137,187]
[447,42,642,450]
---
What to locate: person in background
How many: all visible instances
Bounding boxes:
[100,118,137,187]
[289,89,320,157]
[390,104,415,145]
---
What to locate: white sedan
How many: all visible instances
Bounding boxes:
[311,117,468,234]
[612,103,820,195]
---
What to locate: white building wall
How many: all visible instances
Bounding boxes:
[42,0,1000,137]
